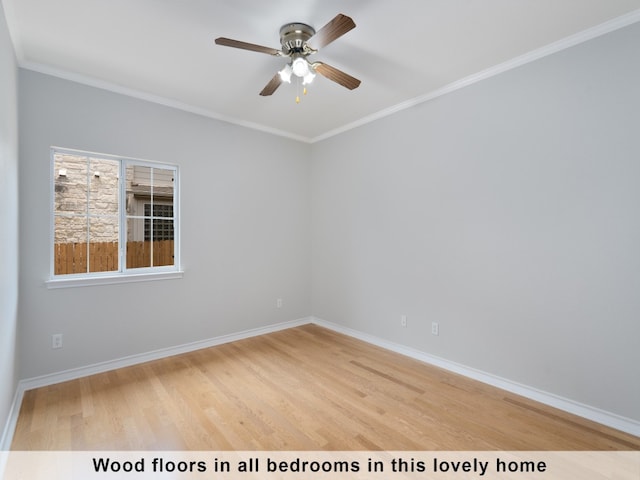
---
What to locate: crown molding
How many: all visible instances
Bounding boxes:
[10,8,640,145]
[311,8,640,143]
[19,60,313,144]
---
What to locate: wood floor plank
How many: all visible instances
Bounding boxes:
[11,324,640,450]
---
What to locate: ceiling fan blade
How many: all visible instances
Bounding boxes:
[215,37,282,56]
[314,63,361,90]
[308,14,356,49]
[259,73,283,96]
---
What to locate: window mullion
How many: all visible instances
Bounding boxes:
[120,160,126,273]
[86,157,91,274]
[173,167,178,269]
[50,150,55,278]
[150,167,154,267]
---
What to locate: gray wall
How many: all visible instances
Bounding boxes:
[0,2,19,447]
[18,70,312,379]
[311,23,640,421]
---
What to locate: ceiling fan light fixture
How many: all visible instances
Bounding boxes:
[291,56,310,78]
[302,70,316,85]
[278,63,293,83]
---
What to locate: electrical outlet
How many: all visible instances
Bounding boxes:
[431,322,439,336]
[401,315,407,327]
[52,334,63,349]
[276,298,283,309]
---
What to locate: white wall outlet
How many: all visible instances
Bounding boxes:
[52,333,63,349]
[431,322,439,336]
[276,298,283,309]
[401,315,407,327]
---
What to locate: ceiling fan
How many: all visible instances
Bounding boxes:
[215,13,361,100]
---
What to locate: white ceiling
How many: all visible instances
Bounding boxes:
[4,0,640,142]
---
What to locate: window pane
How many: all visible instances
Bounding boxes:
[54,154,88,214]
[88,157,119,216]
[126,165,151,198]
[152,167,174,198]
[54,216,88,275]
[126,218,174,268]
[154,220,175,267]
[125,165,151,218]
[88,218,119,273]
[126,218,151,269]
[125,164,175,269]
[54,214,86,244]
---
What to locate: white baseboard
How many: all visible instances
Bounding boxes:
[3,315,638,451]
[18,317,311,392]
[311,316,640,438]
[1,317,311,450]
[0,386,23,452]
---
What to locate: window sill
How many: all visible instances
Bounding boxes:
[45,270,184,289]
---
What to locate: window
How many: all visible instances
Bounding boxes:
[49,147,181,287]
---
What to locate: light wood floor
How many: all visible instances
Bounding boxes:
[11,324,640,450]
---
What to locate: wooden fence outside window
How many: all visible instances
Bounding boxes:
[54,240,174,275]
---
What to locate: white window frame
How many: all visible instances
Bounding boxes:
[46,147,183,289]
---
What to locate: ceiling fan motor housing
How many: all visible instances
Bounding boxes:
[279,23,316,55]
